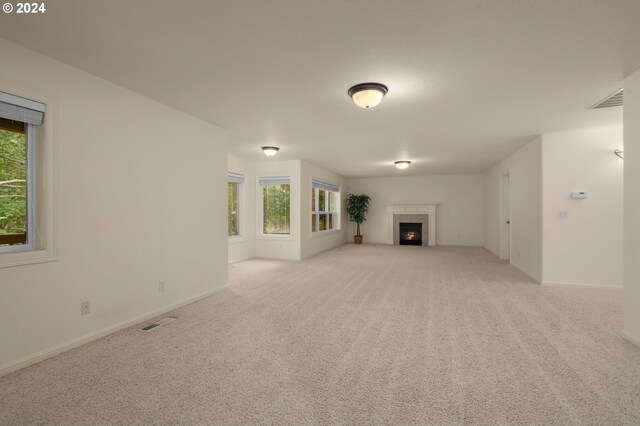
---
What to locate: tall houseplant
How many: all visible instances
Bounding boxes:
[345,194,371,244]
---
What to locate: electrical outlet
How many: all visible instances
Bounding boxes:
[81,301,90,315]
[158,281,165,292]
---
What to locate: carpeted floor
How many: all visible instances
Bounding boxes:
[1,245,639,425]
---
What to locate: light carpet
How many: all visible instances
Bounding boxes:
[1,245,639,425]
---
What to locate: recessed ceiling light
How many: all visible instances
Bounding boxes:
[394,160,411,170]
[348,82,388,109]
[261,146,280,156]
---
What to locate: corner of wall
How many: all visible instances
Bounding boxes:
[228,155,258,263]
[623,67,640,341]
[481,136,543,282]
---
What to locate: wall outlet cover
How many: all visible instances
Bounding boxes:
[571,192,587,199]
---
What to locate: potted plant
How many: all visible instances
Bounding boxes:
[346,194,371,244]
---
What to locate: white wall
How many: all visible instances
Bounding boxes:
[300,161,349,258]
[346,175,484,246]
[254,160,302,260]
[0,38,228,375]
[623,68,640,346]
[542,127,623,287]
[228,155,256,263]
[484,137,543,281]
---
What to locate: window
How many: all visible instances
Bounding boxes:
[260,177,290,235]
[312,180,340,233]
[0,91,45,254]
[227,172,244,237]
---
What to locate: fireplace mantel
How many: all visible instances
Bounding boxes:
[385,204,437,246]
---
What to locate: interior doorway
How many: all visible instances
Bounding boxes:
[500,174,511,260]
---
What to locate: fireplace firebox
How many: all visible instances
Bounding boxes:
[399,223,422,246]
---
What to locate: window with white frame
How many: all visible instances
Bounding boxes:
[260,177,290,235]
[312,179,340,233]
[0,91,45,254]
[227,172,244,237]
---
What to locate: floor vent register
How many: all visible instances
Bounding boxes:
[140,316,177,332]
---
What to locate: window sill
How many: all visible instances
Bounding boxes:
[256,233,294,241]
[228,236,245,244]
[0,248,58,269]
[311,229,342,239]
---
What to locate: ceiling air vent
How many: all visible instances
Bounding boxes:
[591,89,623,109]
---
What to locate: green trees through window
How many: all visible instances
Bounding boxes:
[262,183,290,234]
[228,182,239,236]
[312,184,339,233]
[0,118,27,246]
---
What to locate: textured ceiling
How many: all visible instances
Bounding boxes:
[0,0,638,177]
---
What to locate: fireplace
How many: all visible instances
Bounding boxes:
[399,223,422,246]
[387,205,437,246]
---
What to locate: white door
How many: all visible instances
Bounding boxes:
[500,174,511,260]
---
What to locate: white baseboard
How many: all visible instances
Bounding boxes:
[228,256,255,264]
[622,330,640,349]
[482,246,501,257]
[511,266,541,284]
[0,284,229,378]
[231,254,304,262]
[541,281,622,289]
[253,255,300,261]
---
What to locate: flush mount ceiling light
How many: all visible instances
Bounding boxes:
[614,149,624,159]
[394,160,411,170]
[261,146,280,156]
[348,82,388,109]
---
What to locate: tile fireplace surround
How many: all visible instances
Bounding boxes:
[386,204,437,246]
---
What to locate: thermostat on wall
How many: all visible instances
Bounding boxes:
[571,192,587,199]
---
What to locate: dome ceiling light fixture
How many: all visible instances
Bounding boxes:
[348,82,389,109]
[261,146,280,156]
[394,160,411,170]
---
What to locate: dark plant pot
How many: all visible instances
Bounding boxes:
[354,235,363,244]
